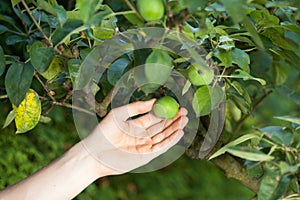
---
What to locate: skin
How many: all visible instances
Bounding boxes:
[0,99,188,200]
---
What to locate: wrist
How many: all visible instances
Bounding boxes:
[76,141,120,178]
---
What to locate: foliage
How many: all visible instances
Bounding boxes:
[0,0,300,198]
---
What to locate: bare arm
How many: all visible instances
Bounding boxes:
[0,99,188,200]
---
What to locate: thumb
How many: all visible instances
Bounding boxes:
[115,99,156,120]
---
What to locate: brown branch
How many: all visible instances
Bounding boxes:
[34,72,56,102]
[53,102,94,116]
[234,90,272,133]
[95,87,118,117]
[212,154,260,193]
[21,0,52,46]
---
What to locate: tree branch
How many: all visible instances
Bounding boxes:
[212,154,260,193]
[34,72,56,102]
[21,0,52,46]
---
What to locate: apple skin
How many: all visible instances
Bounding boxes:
[153,96,179,119]
[137,0,164,21]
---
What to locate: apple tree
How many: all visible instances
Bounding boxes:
[0,0,300,199]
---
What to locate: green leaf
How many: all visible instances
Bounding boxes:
[230,69,266,85]
[209,133,261,160]
[5,62,34,106]
[182,80,191,96]
[53,5,67,26]
[250,10,280,28]
[30,41,56,73]
[219,0,247,23]
[107,58,130,85]
[214,49,232,67]
[279,162,300,175]
[145,49,173,86]
[0,46,5,76]
[230,48,250,73]
[0,25,8,34]
[179,0,209,13]
[76,0,102,23]
[230,81,252,105]
[2,110,14,129]
[272,61,289,85]
[276,86,300,106]
[68,59,81,86]
[12,89,41,134]
[274,116,300,125]
[258,166,285,200]
[124,13,143,26]
[11,0,21,7]
[39,115,52,123]
[51,20,84,46]
[226,146,274,161]
[41,56,65,80]
[259,126,293,146]
[88,9,111,26]
[192,85,225,116]
[226,99,242,121]
[242,17,264,49]
[36,0,57,15]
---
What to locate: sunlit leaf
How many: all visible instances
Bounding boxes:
[227,69,266,85]
[209,134,261,160]
[76,0,102,23]
[11,0,21,7]
[192,85,225,116]
[214,49,232,67]
[226,146,274,161]
[41,56,65,80]
[274,116,300,125]
[12,89,41,134]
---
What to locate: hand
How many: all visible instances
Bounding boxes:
[82,99,189,175]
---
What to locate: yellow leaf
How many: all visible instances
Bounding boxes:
[41,56,65,80]
[12,89,41,134]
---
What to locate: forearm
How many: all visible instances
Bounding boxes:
[0,141,112,200]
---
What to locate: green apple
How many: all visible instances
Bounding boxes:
[137,0,164,21]
[153,96,179,119]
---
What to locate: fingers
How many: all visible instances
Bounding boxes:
[151,115,188,144]
[113,99,156,121]
[151,129,184,151]
[145,107,188,137]
[129,112,163,129]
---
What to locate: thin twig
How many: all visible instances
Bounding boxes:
[21,0,52,46]
[96,87,119,117]
[53,101,94,115]
[123,0,144,21]
[234,90,272,133]
[34,72,56,102]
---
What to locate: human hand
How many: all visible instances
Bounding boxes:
[82,99,188,175]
